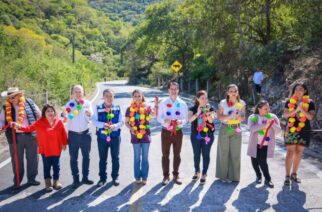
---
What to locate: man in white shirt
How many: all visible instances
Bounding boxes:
[157,82,188,185]
[253,69,264,94]
[64,85,93,188]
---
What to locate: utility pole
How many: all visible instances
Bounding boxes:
[72,33,75,64]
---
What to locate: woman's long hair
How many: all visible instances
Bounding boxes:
[226,84,240,103]
[254,100,269,115]
[290,82,309,97]
[132,89,145,103]
[194,90,207,107]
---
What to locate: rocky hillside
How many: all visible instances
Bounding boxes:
[261,45,322,148]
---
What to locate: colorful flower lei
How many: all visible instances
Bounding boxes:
[5,96,25,125]
[129,102,151,139]
[227,101,243,133]
[287,95,309,133]
[65,99,85,119]
[196,107,213,144]
[251,113,273,142]
[101,107,115,142]
[166,101,181,132]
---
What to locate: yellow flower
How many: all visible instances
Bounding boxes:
[299,122,305,128]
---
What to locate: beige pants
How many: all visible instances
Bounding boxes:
[215,124,242,181]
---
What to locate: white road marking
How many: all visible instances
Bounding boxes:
[0,157,11,169]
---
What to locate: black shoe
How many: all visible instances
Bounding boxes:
[82,179,94,185]
[265,180,274,188]
[72,180,80,189]
[113,178,120,186]
[192,173,200,181]
[97,180,106,187]
[28,180,41,186]
[12,184,21,191]
[284,176,291,186]
[291,173,301,183]
[256,176,262,184]
[162,177,170,186]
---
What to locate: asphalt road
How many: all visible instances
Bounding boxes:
[0,80,322,212]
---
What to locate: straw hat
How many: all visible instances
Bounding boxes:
[1,87,25,98]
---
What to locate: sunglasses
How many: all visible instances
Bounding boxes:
[9,96,17,100]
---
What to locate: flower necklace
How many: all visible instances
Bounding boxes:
[287,95,309,133]
[129,102,151,139]
[227,100,243,133]
[101,107,115,142]
[65,99,85,119]
[196,107,213,144]
[166,101,181,132]
[251,113,273,142]
[5,96,26,125]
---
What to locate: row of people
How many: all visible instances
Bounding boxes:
[0,81,315,192]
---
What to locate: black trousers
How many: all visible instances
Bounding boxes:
[251,145,271,181]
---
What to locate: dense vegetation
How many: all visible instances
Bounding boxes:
[0,0,128,105]
[123,0,322,99]
[89,0,160,25]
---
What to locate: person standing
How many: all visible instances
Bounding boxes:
[16,104,68,192]
[283,82,315,186]
[216,84,246,183]
[188,90,216,185]
[157,82,188,185]
[247,100,281,188]
[0,87,41,189]
[64,85,93,188]
[253,68,264,94]
[125,89,153,185]
[92,89,123,187]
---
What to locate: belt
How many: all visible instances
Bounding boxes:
[162,127,182,132]
[221,123,240,127]
[16,132,31,135]
[69,129,89,135]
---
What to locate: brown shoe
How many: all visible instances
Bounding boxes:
[173,176,182,185]
[45,178,53,192]
[53,180,63,190]
[162,177,170,185]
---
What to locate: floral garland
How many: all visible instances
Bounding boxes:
[129,102,151,139]
[166,101,181,132]
[196,107,212,144]
[251,113,273,142]
[287,95,309,133]
[5,96,25,125]
[101,107,115,142]
[65,99,85,120]
[227,101,243,133]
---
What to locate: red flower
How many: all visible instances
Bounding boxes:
[228,101,233,107]
[166,104,172,108]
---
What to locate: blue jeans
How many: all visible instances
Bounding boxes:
[97,136,120,181]
[68,130,92,182]
[41,155,60,180]
[190,133,214,175]
[133,143,150,180]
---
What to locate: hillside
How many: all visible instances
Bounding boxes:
[0,0,128,105]
[89,0,160,25]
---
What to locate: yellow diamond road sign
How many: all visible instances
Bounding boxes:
[171,60,183,73]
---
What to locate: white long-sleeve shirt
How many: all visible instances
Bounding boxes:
[157,97,188,129]
[65,99,92,132]
[92,103,124,131]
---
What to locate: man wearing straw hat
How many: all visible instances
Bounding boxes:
[0,87,41,189]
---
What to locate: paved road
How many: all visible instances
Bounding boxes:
[0,80,322,212]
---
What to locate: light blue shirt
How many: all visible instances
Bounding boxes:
[65,99,92,132]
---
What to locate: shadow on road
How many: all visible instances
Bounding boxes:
[232,182,270,211]
[272,183,307,211]
[193,180,237,211]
